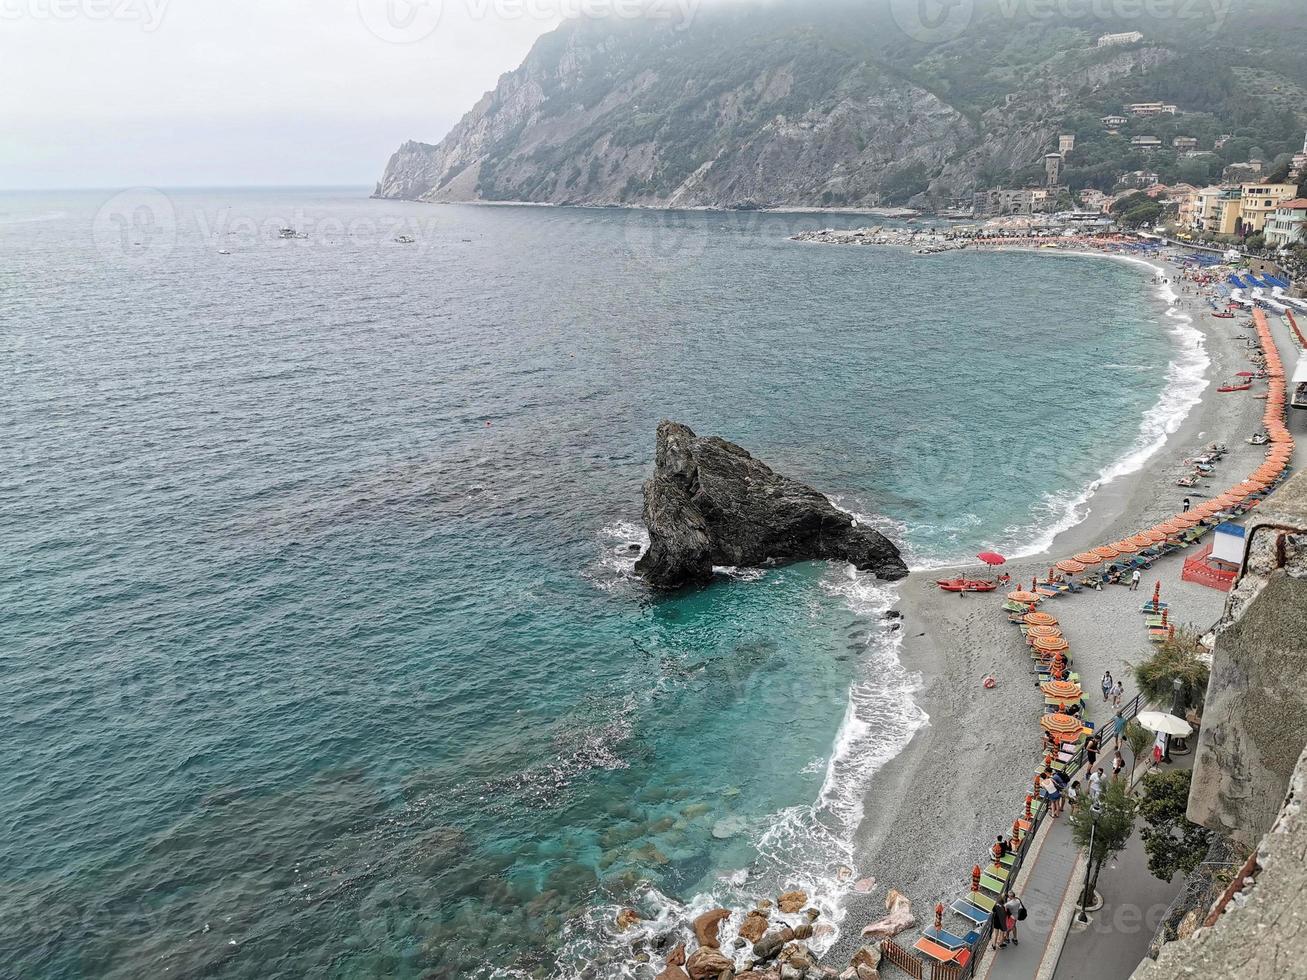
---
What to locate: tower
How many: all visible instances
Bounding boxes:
[1059,134,1076,156]
[1045,152,1063,188]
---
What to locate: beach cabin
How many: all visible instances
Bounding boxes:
[1293,356,1307,412]
[1183,523,1245,591]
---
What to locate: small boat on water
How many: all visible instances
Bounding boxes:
[1212,311,1235,319]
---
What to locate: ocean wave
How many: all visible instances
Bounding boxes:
[916,253,1210,568]
[537,567,926,978]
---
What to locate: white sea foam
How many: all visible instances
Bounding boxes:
[538,566,926,979]
[918,252,1211,569]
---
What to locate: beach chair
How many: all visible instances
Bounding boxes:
[967,890,998,913]
[914,937,966,964]
[986,863,1010,883]
[924,926,980,951]
[951,899,989,926]
[998,853,1016,868]
[979,871,1006,895]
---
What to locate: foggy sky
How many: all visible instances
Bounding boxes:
[1,0,577,188]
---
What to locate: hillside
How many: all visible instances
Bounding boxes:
[375,0,1307,210]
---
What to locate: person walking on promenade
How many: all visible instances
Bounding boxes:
[1040,770,1062,818]
[1101,672,1113,702]
[1090,768,1105,803]
[1086,734,1100,774]
[1067,779,1081,814]
[990,899,1009,950]
[1113,749,1126,781]
[1112,679,1125,708]
[1004,892,1024,947]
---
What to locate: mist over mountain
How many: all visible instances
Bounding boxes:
[375,0,1307,210]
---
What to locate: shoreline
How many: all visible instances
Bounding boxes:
[824,244,1269,966]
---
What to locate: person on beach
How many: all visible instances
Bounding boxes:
[1183,497,1192,513]
[1113,749,1126,781]
[1131,569,1142,591]
[992,835,1010,862]
[1101,672,1113,702]
[1112,679,1125,708]
[990,899,1009,950]
[1004,892,1023,947]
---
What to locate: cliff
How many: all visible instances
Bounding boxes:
[375,0,1307,211]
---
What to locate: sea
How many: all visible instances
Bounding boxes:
[0,187,1205,979]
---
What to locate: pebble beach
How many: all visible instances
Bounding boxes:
[824,247,1302,968]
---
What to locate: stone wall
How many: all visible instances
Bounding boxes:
[1186,470,1307,849]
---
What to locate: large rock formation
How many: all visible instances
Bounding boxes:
[635,422,908,590]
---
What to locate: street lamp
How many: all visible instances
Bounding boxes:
[1078,801,1104,922]
[1163,677,1185,762]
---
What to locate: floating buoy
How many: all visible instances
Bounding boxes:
[983,676,998,690]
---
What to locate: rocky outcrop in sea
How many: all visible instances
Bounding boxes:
[635,421,908,590]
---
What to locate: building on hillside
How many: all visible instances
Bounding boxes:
[1173,136,1199,151]
[1101,114,1129,130]
[1079,188,1111,213]
[1215,133,1234,149]
[1058,134,1076,156]
[1195,185,1243,235]
[1143,183,1171,199]
[1176,187,1204,228]
[1265,199,1307,248]
[1120,170,1160,190]
[972,187,1055,218]
[1131,135,1163,151]
[1098,31,1144,47]
[1223,161,1264,183]
[1239,183,1301,234]
[1291,132,1307,181]
[1044,153,1063,187]
[1127,102,1179,117]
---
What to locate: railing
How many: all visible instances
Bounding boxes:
[881,937,924,978]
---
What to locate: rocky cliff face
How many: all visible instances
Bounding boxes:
[374,0,1214,210]
[634,421,908,590]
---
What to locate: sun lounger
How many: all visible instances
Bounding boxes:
[914,937,965,964]
[967,891,998,913]
[924,925,979,951]
[999,853,1016,868]
[979,871,1006,894]
[951,899,989,925]
[987,863,1010,882]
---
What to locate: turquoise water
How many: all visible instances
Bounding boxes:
[2,189,1185,978]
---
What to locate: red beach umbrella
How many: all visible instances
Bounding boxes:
[978,552,1007,567]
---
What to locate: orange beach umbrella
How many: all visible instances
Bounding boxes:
[1033,635,1070,654]
[1008,591,1041,604]
[1073,552,1104,566]
[1042,680,1082,700]
[1024,612,1058,627]
[1056,559,1086,574]
[1040,713,1082,740]
[1027,624,1063,639]
[1109,541,1138,554]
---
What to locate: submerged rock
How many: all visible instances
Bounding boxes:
[635,422,908,590]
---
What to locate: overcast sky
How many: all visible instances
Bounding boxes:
[0,0,582,189]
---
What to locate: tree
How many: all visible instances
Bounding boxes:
[1138,769,1212,883]
[1125,719,1153,774]
[1070,779,1137,913]
[1132,627,1210,713]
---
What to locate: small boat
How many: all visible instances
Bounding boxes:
[1212,312,1235,319]
[393,235,416,245]
[937,579,999,593]
[1217,382,1251,393]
